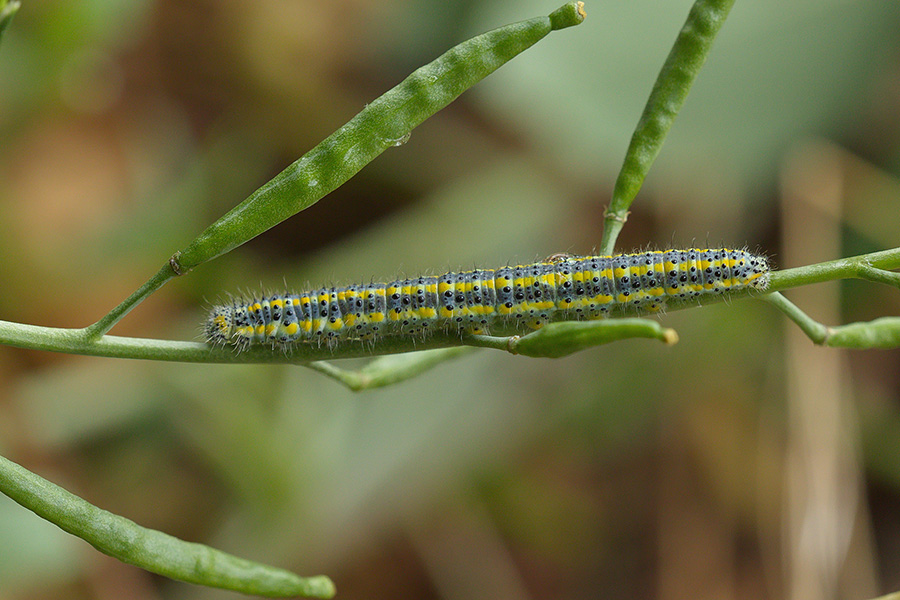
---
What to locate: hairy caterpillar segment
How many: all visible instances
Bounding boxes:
[205,248,769,349]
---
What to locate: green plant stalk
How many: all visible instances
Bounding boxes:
[856,263,900,288]
[308,346,475,391]
[82,263,175,340]
[0,454,335,598]
[763,292,828,343]
[0,0,20,44]
[764,292,900,349]
[3,247,899,362]
[764,249,900,348]
[81,2,586,340]
[600,0,735,255]
[766,247,900,292]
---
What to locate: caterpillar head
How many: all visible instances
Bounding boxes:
[205,305,234,346]
[746,254,771,290]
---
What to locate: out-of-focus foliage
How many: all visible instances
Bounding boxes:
[0,1,899,599]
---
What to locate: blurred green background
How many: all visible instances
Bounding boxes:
[1,1,900,599]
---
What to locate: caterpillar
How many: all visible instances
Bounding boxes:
[205,248,769,350]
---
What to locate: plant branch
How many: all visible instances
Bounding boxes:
[82,263,177,341]
[766,247,900,292]
[764,292,900,349]
[763,292,829,344]
[762,248,900,347]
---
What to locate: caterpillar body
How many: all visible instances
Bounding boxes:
[205,248,769,350]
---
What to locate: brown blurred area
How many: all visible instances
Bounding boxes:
[1,1,900,599]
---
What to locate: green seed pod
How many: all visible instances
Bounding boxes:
[601,0,735,255]
[175,2,586,274]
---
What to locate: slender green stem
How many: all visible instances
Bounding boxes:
[856,263,900,289]
[764,293,900,349]
[600,0,735,255]
[462,334,512,353]
[307,347,475,391]
[0,454,335,598]
[762,292,828,344]
[0,319,475,363]
[766,247,900,292]
[83,263,178,340]
[761,249,900,348]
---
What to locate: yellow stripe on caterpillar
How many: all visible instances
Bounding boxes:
[205,248,769,350]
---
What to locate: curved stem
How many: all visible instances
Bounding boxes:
[83,263,178,340]
[763,292,828,344]
[764,292,900,349]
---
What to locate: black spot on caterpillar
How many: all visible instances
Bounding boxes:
[205,248,769,350]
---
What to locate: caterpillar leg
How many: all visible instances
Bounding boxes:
[525,315,551,330]
[644,299,667,313]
